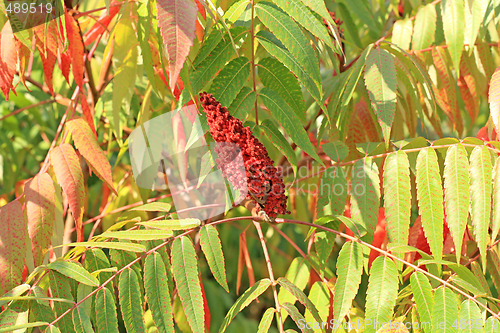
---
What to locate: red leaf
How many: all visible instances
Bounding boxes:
[0,22,17,100]
[79,93,97,138]
[200,276,211,331]
[34,21,59,95]
[459,56,479,123]
[58,50,72,83]
[50,144,86,242]
[0,200,27,295]
[488,67,500,135]
[83,4,121,47]
[24,173,56,267]
[15,38,30,88]
[368,208,388,268]
[157,0,197,92]
[66,118,116,195]
[65,13,85,89]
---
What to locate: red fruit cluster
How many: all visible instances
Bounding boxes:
[199,92,289,217]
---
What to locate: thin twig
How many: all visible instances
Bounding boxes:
[0,99,55,122]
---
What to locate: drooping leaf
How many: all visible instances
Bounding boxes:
[469,145,493,271]
[441,0,464,74]
[364,47,397,145]
[34,21,58,95]
[257,307,275,333]
[200,225,229,292]
[0,200,27,296]
[431,286,458,333]
[48,260,99,287]
[411,4,436,50]
[281,302,313,333]
[50,144,85,242]
[383,151,411,255]
[72,304,94,333]
[172,237,204,333]
[304,282,330,332]
[259,87,322,164]
[48,270,75,333]
[277,277,322,323]
[210,56,250,107]
[219,279,272,333]
[66,118,116,195]
[416,147,444,260]
[157,0,197,91]
[256,31,321,105]
[65,14,84,89]
[351,158,381,243]
[130,202,172,212]
[322,142,348,163]
[443,144,469,262]
[0,22,17,99]
[24,173,55,267]
[258,57,305,122]
[492,156,500,242]
[95,287,119,333]
[410,272,433,333]
[119,268,146,332]
[138,219,200,230]
[255,1,321,98]
[260,119,297,169]
[277,258,309,320]
[333,241,363,321]
[144,252,174,333]
[65,242,146,253]
[488,67,500,135]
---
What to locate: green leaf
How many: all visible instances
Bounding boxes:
[491,156,500,242]
[228,87,256,119]
[392,18,413,50]
[258,57,305,123]
[277,277,322,323]
[351,158,381,243]
[443,144,470,262]
[63,241,146,253]
[47,270,74,333]
[335,216,367,238]
[223,0,250,24]
[200,225,229,292]
[259,87,322,164]
[95,287,119,333]
[321,141,348,163]
[255,1,321,97]
[410,272,433,333]
[365,257,399,333]
[144,252,174,333]
[260,119,297,169]
[464,0,488,51]
[383,151,411,264]
[137,219,201,230]
[416,147,444,260]
[277,258,310,320]
[333,241,363,321]
[257,307,275,333]
[411,4,436,50]
[431,286,458,333]
[44,325,62,333]
[119,268,146,333]
[130,202,171,212]
[281,302,313,333]
[210,56,250,107]
[0,301,29,333]
[191,27,247,93]
[0,322,48,333]
[172,237,204,333]
[85,248,112,284]
[101,229,173,241]
[72,304,94,333]
[304,282,330,331]
[470,261,492,296]
[48,260,99,287]
[219,279,272,333]
[484,317,500,332]
[0,284,30,308]
[441,0,464,74]
[469,146,493,271]
[256,31,321,105]
[364,47,397,145]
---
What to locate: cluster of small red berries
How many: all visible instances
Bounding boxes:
[199,92,289,217]
[323,11,344,36]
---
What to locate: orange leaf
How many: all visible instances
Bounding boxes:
[157,0,197,92]
[66,118,116,194]
[58,50,72,83]
[25,173,56,267]
[458,76,477,123]
[50,144,85,242]
[15,38,30,88]
[34,21,59,95]
[0,22,17,100]
[83,3,121,47]
[459,56,479,122]
[79,93,97,138]
[488,67,500,135]
[65,13,85,89]
[0,200,27,295]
